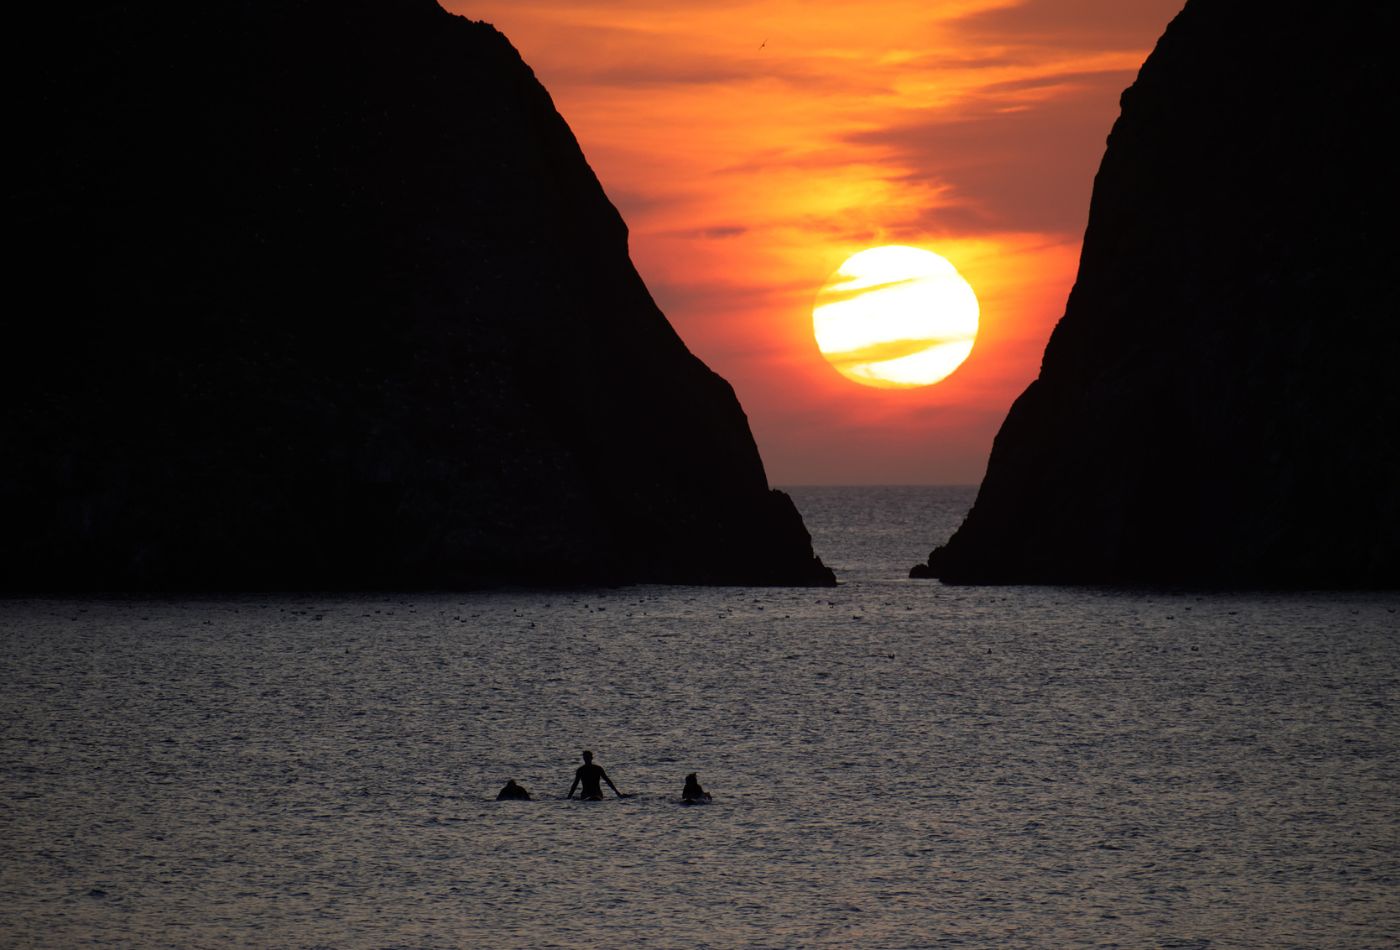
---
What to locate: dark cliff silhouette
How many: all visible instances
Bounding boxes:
[2,1,834,589]
[915,0,1397,587]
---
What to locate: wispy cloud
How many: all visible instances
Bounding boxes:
[951,0,1185,49]
[657,225,750,240]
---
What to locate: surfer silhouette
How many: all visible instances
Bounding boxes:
[567,750,624,800]
[681,772,711,803]
[496,779,531,800]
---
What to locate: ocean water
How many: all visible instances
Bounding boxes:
[2,486,1397,948]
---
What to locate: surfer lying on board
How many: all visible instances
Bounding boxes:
[567,750,627,800]
[681,772,711,803]
[496,779,531,800]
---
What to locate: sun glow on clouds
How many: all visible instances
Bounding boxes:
[443,0,1184,482]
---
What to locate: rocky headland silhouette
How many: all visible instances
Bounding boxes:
[4,1,834,589]
[914,0,1397,586]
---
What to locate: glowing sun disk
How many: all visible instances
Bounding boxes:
[813,245,979,388]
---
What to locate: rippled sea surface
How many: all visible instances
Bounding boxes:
[3,486,1398,948]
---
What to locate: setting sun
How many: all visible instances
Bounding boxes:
[813,246,979,389]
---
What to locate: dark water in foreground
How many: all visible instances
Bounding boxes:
[2,487,1397,948]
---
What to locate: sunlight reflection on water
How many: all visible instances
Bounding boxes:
[2,488,1397,947]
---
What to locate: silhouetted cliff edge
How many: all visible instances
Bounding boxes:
[3,1,834,589]
[915,0,1397,587]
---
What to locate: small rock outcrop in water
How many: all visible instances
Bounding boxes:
[915,0,1397,586]
[2,1,834,589]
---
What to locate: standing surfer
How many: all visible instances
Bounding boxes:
[566,750,626,800]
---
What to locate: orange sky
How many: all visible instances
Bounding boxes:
[444,0,1185,484]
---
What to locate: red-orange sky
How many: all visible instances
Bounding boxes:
[445,0,1185,484]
